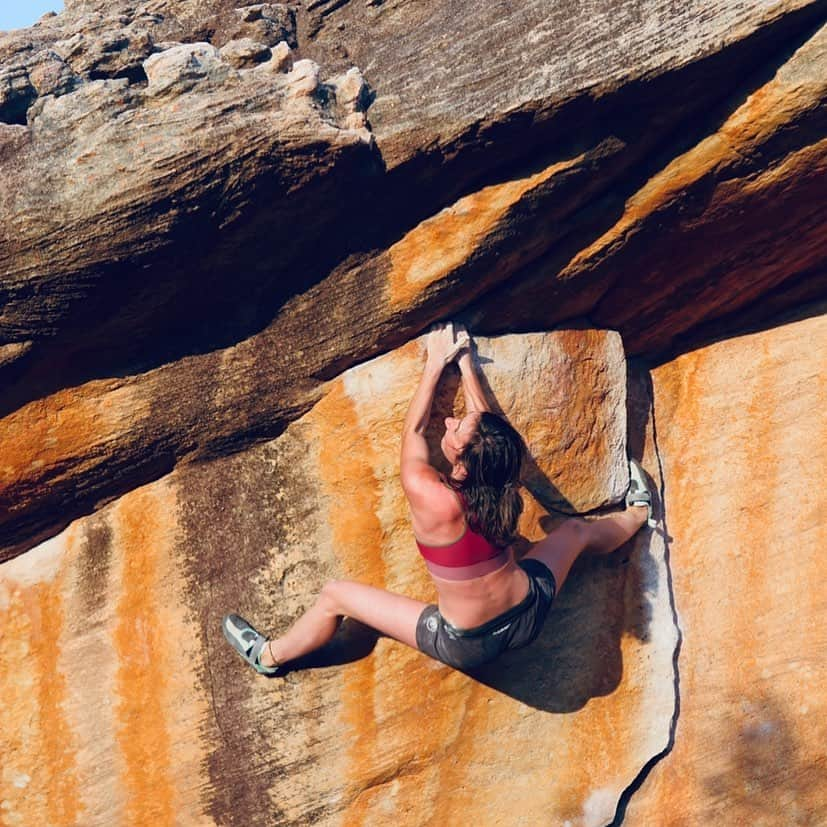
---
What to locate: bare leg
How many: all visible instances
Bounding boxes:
[261,580,429,667]
[524,506,647,595]
[583,506,648,555]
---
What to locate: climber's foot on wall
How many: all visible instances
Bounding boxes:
[627,459,656,528]
[222,613,279,675]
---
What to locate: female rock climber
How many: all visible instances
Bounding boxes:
[223,323,652,673]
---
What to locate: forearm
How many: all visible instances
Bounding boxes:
[402,357,444,437]
[457,351,490,413]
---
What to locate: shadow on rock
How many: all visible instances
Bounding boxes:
[469,362,667,712]
[468,525,655,712]
[278,619,380,674]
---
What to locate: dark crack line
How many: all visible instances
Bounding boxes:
[608,369,684,827]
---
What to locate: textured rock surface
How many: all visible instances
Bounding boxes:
[2,2,826,558]
[1,2,826,823]
[0,330,678,826]
[625,311,827,826]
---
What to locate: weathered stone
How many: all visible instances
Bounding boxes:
[0,329,678,826]
[452,20,827,355]
[216,3,298,49]
[625,311,827,826]
[218,37,271,69]
[326,64,368,128]
[0,121,28,155]
[1,2,825,560]
[0,64,36,124]
[330,65,366,112]
[238,4,282,25]
[284,57,320,97]
[53,24,154,82]
[0,33,379,559]
[143,42,231,96]
[0,340,32,368]
[264,39,292,73]
[291,0,820,167]
[26,50,76,98]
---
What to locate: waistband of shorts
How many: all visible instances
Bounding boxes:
[441,573,537,638]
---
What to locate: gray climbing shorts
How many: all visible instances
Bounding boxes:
[415,559,557,670]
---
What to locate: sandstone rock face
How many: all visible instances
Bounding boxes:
[1,2,826,824]
[625,312,827,827]
[0,330,679,826]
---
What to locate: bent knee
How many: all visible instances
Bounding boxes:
[319,579,356,613]
[319,580,343,611]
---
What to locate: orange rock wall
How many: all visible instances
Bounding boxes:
[0,481,212,827]
[0,330,678,826]
[626,311,827,826]
[3,312,824,825]
[4,17,825,563]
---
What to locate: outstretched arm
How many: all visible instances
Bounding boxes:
[400,324,459,495]
[456,328,491,413]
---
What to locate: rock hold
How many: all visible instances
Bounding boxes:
[326,66,370,129]
[264,40,292,73]
[219,38,272,69]
[332,66,368,111]
[285,58,320,97]
[143,43,232,97]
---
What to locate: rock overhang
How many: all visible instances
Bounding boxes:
[1,0,826,574]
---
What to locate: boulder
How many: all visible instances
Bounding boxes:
[218,37,272,69]
[0,3,826,821]
[0,330,679,826]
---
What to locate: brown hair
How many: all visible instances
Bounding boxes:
[453,412,525,547]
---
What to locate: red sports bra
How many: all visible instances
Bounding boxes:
[415,489,507,581]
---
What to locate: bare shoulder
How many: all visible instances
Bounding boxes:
[402,464,463,525]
